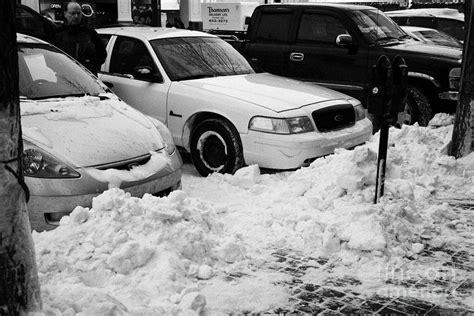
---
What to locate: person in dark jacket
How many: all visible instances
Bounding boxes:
[55,1,106,76]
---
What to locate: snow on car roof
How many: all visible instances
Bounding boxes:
[386,8,464,21]
[97,27,217,41]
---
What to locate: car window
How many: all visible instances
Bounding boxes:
[18,43,105,100]
[417,29,462,47]
[109,36,160,80]
[99,34,112,48]
[297,13,348,43]
[349,9,405,44]
[150,36,254,81]
[389,16,408,26]
[16,6,50,42]
[255,10,293,42]
[408,17,436,29]
[437,19,464,41]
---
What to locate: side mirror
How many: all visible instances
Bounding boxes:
[133,66,163,83]
[336,34,353,47]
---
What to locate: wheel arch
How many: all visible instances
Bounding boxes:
[407,74,440,108]
[182,111,241,152]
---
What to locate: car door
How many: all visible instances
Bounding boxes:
[245,7,295,76]
[287,9,368,101]
[99,35,170,125]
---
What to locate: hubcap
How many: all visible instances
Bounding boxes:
[197,131,228,171]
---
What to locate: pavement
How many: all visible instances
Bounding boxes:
[224,200,474,315]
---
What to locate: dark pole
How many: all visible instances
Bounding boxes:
[450,0,474,157]
[0,0,42,313]
[151,0,161,27]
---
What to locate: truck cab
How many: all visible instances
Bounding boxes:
[239,4,462,126]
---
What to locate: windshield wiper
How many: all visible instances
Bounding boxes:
[91,93,111,100]
[374,36,400,44]
[31,93,87,101]
[398,34,412,40]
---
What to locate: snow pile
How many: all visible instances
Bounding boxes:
[34,115,474,314]
[34,189,279,314]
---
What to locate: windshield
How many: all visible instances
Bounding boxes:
[150,37,254,81]
[18,43,105,100]
[349,9,406,44]
[416,30,462,48]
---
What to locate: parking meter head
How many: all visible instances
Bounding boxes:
[368,55,392,116]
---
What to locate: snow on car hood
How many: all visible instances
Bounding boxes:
[179,73,352,112]
[21,95,164,167]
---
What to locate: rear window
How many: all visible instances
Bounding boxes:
[255,10,293,42]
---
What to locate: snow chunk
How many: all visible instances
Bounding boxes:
[230,164,260,189]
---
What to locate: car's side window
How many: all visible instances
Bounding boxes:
[109,36,161,81]
[437,19,464,41]
[99,34,112,48]
[408,17,436,29]
[16,6,48,41]
[255,10,293,43]
[297,13,348,44]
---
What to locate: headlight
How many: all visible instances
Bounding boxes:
[249,116,314,134]
[449,67,461,90]
[148,117,176,155]
[347,98,366,121]
[22,145,80,178]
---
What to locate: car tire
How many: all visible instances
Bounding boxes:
[398,85,432,127]
[190,118,244,176]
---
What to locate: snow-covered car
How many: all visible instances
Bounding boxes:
[386,8,465,43]
[400,26,463,49]
[97,27,372,176]
[18,33,183,231]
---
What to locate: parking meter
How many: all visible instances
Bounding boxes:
[391,55,408,120]
[367,55,392,117]
[369,55,392,204]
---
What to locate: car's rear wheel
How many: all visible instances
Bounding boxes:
[397,85,432,126]
[190,118,244,176]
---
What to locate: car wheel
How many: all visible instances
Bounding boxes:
[398,86,432,126]
[190,118,244,176]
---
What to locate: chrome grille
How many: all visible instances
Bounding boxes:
[312,103,355,132]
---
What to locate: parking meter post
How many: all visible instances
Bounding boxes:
[369,55,392,204]
[374,120,389,203]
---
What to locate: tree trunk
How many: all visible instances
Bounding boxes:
[0,0,42,314]
[451,1,474,158]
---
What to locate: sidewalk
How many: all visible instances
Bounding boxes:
[223,200,474,315]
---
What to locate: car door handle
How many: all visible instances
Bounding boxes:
[169,110,182,118]
[290,53,304,62]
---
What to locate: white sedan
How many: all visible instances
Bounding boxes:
[97,27,372,176]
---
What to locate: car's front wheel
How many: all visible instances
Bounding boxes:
[190,118,244,176]
[397,85,432,126]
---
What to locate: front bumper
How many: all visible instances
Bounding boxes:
[241,118,372,170]
[26,151,183,232]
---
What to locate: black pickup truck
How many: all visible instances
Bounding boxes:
[229,3,462,126]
